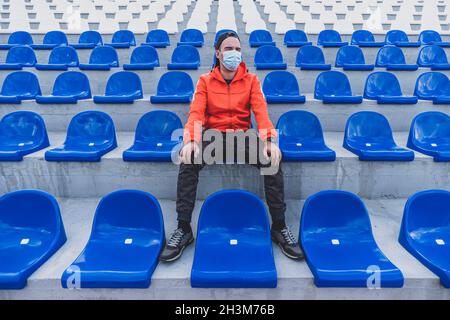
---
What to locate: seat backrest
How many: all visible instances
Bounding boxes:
[180,28,204,42]
[417,45,449,65]
[0,71,41,96]
[146,29,169,43]
[351,30,375,44]
[48,46,79,65]
[43,31,68,45]
[5,45,37,65]
[65,111,116,145]
[111,30,136,45]
[318,30,342,44]
[364,72,403,98]
[414,72,449,98]
[419,30,443,44]
[89,46,119,65]
[335,45,366,66]
[385,30,409,44]
[249,29,273,43]
[171,45,200,63]
[376,45,407,66]
[0,111,48,144]
[296,45,326,64]
[156,71,194,95]
[284,29,308,43]
[314,71,353,98]
[130,45,159,65]
[134,110,182,143]
[345,111,395,146]
[52,71,91,97]
[79,30,103,45]
[263,71,300,96]
[104,71,143,97]
[8,31,33,45]
[276,110,325,142]
[255,45,284,63]
[408,111,450,146]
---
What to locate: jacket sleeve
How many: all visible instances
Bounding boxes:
[249,75,277,141]
[183,76,207,143]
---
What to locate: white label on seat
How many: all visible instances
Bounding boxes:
[365,143,372,147]
[331,239,340,245]
[157,143,163,147]
[431,143,438,147]
[296,143,302,147]
[18,143,25,147]
[20,238,30,245]
[230,239,238,245]
[435,239,445,245]
[125,238,133,245]
[88,142,94,147]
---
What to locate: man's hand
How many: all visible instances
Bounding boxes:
[263,140,282,167]
[179,141,200,164]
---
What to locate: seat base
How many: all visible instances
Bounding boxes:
[376,95,418,104]
[35,95,79,104]
[265,95,306,104]
[385,64,419,71]
[341,64,375,71]
[321,95,363,104]
[93,95,139,104]
[150,95,192,104]
[123,63,156,70]
[298,63,332,70]
[167,63,200,70]
[79,64,112,71]
[285,41,312,47]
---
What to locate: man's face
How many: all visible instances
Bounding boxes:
[216,36,241,69]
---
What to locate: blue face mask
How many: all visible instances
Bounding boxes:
[222,50,242,71]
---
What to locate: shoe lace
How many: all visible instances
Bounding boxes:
[167,228,185,247]
[281,227,296,245]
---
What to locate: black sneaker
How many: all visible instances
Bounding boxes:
[271,226,305,261]
[159,228,194,262]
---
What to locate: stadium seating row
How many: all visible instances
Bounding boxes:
[0,188,448,289]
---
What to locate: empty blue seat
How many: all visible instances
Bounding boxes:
[314,71,363,104]
[35,46,79,70]
[399,190,450,288]
[385,30,421,47]
[375,45,418,71]
[123,45,160,70]
[45,111,117,162]
[335,45,374,71]
[0,31,33,50]
[301,190,404,287]
[0,45,37,70]
[105,30,136,48]
[69,30,103,49]
[0,190,66,289]
[142,29,170,47]
[262,71,305,104]
[94,71,143,104]
[191,189,277,288]
[407,111,450,162]
[36,71,91,104]
[31,31,68,50]
[167,45,200,70]
[254,45,287,70]
[249,29,275,47]
[178,28,204,47]
[0,71,41,104]
[276,110,335,161]
[344,111,414,161]
[283,29,312,47]
[0,111,49,160]
[61,190,164,288]
[123,111,183,161]
[317,30,348,47]
[417,45,450,70]
[414,72,450,104]
[364,72,418,104]
[295,45,331,70]
[79,46,119,70]
[150,71,194,104]
[419,30,450,47]
[350,30,385,47]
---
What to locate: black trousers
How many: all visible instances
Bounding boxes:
[176,133,286,223]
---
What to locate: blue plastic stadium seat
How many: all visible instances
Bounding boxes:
[150,71,194,103]
[295,45,331,70]
[123,46,160,70]
[142,29,170,47]
[419,30,450,47]
[167,45,200,70]
[414,72,450,104]
[69,30,103,49]
[314,71,363,104]
[350,30,385,47]
[45,111,117,162]
[79,46,119,70]
[317,30,348,47]
[344,111,414,161]
[364,72,418,104]
[262,71,305,104]
[335,45,374,71]
[0,71,41,104]
[31,31,68,50]
[300,190,404,288]
[191,189,277,288]
[123,111,183,161]
[0,111,49,160]
[407,111,450,162]
[178,29,204,47]
[0,45,37,70]
[283,29,312,47]
[0,31,33,50]
[249,29,275,47]
[61,190,164,288]
[254,45,287,70]
[276,110,335,161]
[105,30,136,48]
[36,71,91,104]
[0,190,66,289]
[375,45,419,71]
[385,30,421,47]
[94,71,143,104]
[35,46,79,70]
[214,29,237,46]
[399,190,450,288]
[417,45,450,70]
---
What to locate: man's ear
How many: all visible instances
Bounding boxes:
[215,49,220,59]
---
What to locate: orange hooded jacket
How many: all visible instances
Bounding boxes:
[183,61,276,144]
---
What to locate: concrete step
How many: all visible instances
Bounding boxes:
[0,131,448,199]
[1,197,448,300]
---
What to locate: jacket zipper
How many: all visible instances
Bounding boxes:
[227,82,232,129]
